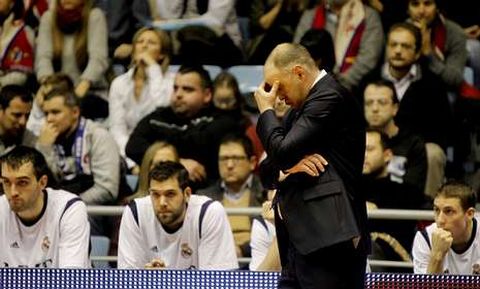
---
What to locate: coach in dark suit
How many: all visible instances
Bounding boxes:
[254,43,369,289]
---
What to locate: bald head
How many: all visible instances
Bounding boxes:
[266,43,317,72]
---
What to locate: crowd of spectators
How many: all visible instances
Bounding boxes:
[0,0,479,274]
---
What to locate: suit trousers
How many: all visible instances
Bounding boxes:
[275,204,367,289]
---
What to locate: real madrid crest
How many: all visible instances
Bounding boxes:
[181,243,193,258]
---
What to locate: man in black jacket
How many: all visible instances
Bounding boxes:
[254,43,368,289]
[126,65,241,187]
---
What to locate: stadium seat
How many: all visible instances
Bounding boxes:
[227,65,263,94]
[90,236,111,268]
[168,65,223,79]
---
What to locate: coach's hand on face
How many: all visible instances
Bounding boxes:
[254,81,278,114]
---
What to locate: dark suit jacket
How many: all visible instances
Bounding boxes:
[257,73,368,255]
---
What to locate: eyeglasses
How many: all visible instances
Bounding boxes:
[364,99,393,107]
[218,155,248,164]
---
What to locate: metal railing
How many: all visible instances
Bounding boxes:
[88,206,434,269]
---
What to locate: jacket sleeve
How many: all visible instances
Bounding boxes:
[79,126,121,204]
[35,10,55,81]
[257,91,341,170]
[125,112,161,164]
[81,8,109,84]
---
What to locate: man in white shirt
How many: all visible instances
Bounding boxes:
[118,161,238,269]
[0,146,90,268]
[412,181,480,274]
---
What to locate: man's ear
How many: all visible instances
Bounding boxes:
[184,186,192,201]
[466,207,476,219]
[292,65,304,79]
[384,148,393,163]
[38,175,48,190]
[72,106,81,118]
[203,88,212,105]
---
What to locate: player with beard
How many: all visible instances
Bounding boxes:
[35,88,121,207]
[117,161,238,269]
[0,146,90,268]
[0,85,35,155]
[126,65,241,188]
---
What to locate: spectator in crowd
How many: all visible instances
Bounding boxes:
[0,0,35,89]
[364,0,408,33]
[22,0,49,31]
[0,85,35,154]
[363,129,422,258]
[212,71,263,159]
[35,0,109,119]
[412,181,479,274]
[407,0,467,89]
[129,141,180,201]
[363,80,427,200]
[125,65,241,188]
[109,27,175,174]
[294,0,384,91]
[106,0,150,59]
[299,28,335,72]
[117,161,238,269]
[27,73,74,137]
[247,0,306,64]
[198,134,264,258]
[442,0,480,88]
[135,0,243,67]
[249,189,277,271]
[364,22,453,198]
[35,88,121,234]
[0,146,90,268]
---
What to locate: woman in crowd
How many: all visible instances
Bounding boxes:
[35,0,109,119]
[212,71,263,159]
[109,27,174,174]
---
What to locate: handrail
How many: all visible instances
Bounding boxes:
[87,206,433,269]
[87,206,435,220]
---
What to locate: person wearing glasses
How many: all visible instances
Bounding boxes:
[361,22,452,198]
[198,134,264,258]
[117,161,238,269]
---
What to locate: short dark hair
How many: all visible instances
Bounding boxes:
[44,88,81,108]
[11,0,25,20]
[436,180,476,212]
[0,85,33,110]
[220,133,255,158]
[0,146,50,180]
[366,128,391,151]
[388,22,422,54]
[365,79,399,104]
[300,28,335,72]
[178,65,212,90]
[148,161,190,191]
